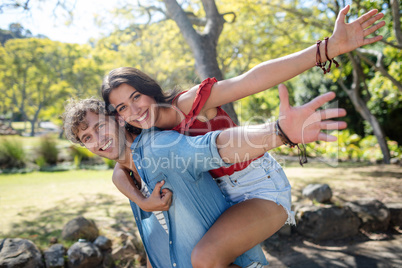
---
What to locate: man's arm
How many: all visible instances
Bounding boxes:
[216,84,347,163]
[112,163,172,212]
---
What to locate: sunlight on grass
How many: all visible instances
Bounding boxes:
[0,170,132,240]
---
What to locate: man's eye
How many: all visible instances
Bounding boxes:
[83,136,91,143]
[99,123,105,129]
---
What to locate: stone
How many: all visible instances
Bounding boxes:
[302,184,333,203]
[296,205,360,240]
[102,252,115,268]
[62,216,99,242]
[44,244,65,268]
[385,203,402,227]
[346,198,391,232]
[94,235,112,251]
[67,241,102,268]
[0,238,44,268]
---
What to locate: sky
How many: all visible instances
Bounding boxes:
[0,0,121,44]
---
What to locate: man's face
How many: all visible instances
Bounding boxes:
[77,111,126,161]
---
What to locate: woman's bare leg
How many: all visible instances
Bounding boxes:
[191,198,288,268]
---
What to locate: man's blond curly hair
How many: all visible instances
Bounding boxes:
[62,98,107,146]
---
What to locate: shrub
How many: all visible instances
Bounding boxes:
[37,135,59,166]
[103,158,116,169]
[0,138,26,169]
[69,145,97,168]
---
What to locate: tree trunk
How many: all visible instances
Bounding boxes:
[390,0,402,45]
[338,53,391,164]
[30,120,35,137]
[162,0,239,124]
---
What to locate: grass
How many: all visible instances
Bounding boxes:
[0,170,134,249]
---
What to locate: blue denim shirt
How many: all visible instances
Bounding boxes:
[129,127,267,267]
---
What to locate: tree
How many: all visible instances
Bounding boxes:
[263,0,401,164]
[108,0,240,123]
[0,38,102,136]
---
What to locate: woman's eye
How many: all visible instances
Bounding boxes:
[118,105,126,112]
[133,94,140,100]
[99,123,105,129]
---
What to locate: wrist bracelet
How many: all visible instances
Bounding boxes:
[316,37,340,74]
[275,120,308,166]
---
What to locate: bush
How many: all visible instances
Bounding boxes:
[0,138,26,169]
[69,145,97,168]
[103,158,116,169]
[36,135,59,166]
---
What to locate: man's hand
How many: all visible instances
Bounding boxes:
[139,180,173,212]
[330,5,385,58]
[278,84,347,144]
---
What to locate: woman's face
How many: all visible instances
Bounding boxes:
[108,83,158,129]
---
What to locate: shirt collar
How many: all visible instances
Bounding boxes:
[130,127,161,153]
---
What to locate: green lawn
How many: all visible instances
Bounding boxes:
[0,170,133,248]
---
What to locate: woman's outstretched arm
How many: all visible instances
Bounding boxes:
[178,6,384,113]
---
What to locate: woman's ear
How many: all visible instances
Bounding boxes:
[116,115,126,127]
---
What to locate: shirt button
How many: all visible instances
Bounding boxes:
[173,263,176,267]
[138,166,141,169]
[170,241,172,244]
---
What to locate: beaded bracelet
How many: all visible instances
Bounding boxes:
[275,120,308,166]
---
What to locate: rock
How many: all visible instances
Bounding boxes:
[0,122,19,135]
[385,203,402,227]
[302,184,332,203]
[102,252,115,268]
[49,237,58,245]
[0,238,44,268]
[44,244,65,268]
[119,231,144,253]
[67,241,102,268]
[296,205,360,240]
[346,198,391,232]
[94,235,112,251]
[62,216,99,242]
[112,232,144,266]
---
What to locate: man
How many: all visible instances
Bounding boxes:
[62,85,346,267]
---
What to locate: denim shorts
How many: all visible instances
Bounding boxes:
[215,152,295,225]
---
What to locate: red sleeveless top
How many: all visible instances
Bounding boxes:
[171,77,262,178]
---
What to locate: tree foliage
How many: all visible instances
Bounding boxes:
[0,38,103,135]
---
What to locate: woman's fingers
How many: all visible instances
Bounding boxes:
[307,92,336,111]
[356,9,379,25]
[320,120,347,130]
[278,84,290,112]
[319,108,347,120]
[318,132,338,142]
[361,12,384,29]
[336,5,350,24]
[363,20,385,37]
